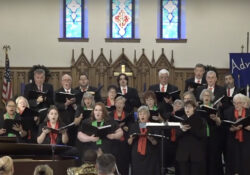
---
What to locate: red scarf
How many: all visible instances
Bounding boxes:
[137,128,148,155]
[47,121,59,144]
[114,110,125,141]
[234,108,246,142]
[107,97,112,107]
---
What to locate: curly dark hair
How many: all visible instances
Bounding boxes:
[28,65,51,83]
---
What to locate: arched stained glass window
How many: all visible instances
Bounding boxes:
[110,0,135,39]
[64,0,84,38]
[161,0,180,39]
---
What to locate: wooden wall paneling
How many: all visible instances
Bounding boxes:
[0,49,230,110]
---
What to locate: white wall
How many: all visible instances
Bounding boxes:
[0,0,249,68]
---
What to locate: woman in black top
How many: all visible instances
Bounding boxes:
[199,89,224,175]
[37,106,68,145]
[109,96,134,175]
[223,93,250,175]
[176,100,206,175]
[77,102,123,158]
[0,100,27,140]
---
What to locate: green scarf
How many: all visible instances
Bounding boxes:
[153,105,158,111]
[5,113,16,137]
[92,120,104,145]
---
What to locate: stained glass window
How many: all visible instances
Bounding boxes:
[64,0,84,38]
[111,0,134,39]
[161,0,180,39]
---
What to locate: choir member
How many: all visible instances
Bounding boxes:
[117,73,141,112]
[77,102,123,157]
[109,96,133,175]
[149,69,180,105]
[105,85,118,108]
[75,92,95,121]
[183,91,197,103]
[143,90,165,122]
[24,68,54,123]
[74,73,102,103]
[195,70,225,103]
[55,74,82,146]
[0,100,27,140]
[176,100,206,175]
[199,89,224,175]
[37,105,69,145]
[16,96,39,143]
[184,63,206,92]
[128,106,160,175]
[223,93,250,175]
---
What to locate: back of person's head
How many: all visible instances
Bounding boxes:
[0,156,14,175]
[83,149,97,164]
[96,154,116,174]
[33,164,53,175]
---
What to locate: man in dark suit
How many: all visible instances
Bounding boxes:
[224,73,239,98]
[55,74,82,146]
[117,73,141,112]
[149,68,180,104]
[74,73,102,103]
[184,63,206,92]
[148,69,179,172]
[24,68,54,123]
[195,70,225,103]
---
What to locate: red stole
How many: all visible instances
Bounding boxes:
[107,97,112,106]
[47,121,59,144]
[114,110,125,141]
[137,128,148,155]
[234,108,246,142]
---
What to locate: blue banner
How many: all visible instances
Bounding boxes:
[230,53,250,88]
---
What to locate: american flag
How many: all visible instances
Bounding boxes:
[2,53,12,104]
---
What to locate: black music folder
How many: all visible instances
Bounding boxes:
[20,108,39,129]
[55,92,82,103]
[200,105,218,115]
[222,117,250,127]
[3,119,21,134]
[44,122,75,134]
[188,82,205,89]
[155,90,181,101]
[81,123,112,138]
[28,90,48,100]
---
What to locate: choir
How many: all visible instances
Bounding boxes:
[1,64,250,175]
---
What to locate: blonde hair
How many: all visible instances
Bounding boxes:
[33,164,53,175]
[0,156,14,175]
[15,96,30,112]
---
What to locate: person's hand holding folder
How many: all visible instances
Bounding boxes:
[90,134,99,142]
[209,114,221,126]
[0,128,6,135]
[180,124,191,132]
[229,125,243,132]
[37,95,44,104]
[244,125,250,131]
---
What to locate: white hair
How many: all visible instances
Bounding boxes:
[233,93,246,103]
[158,69,169,76]
[206,70,216,77]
